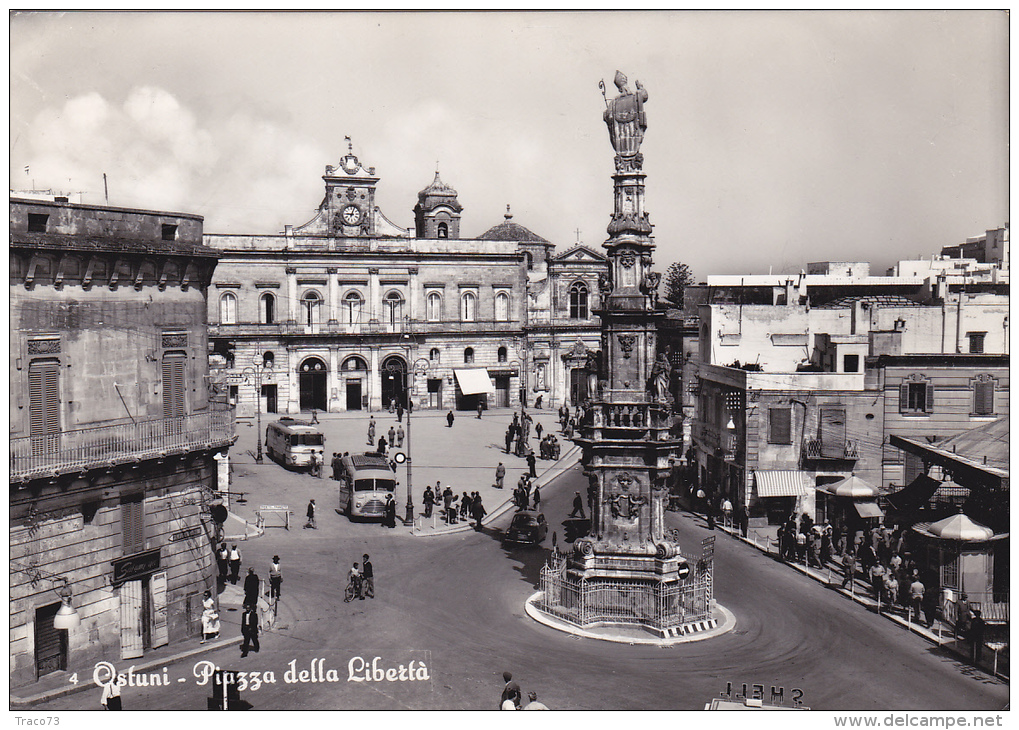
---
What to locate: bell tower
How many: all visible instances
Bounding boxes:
[414,168,463,239]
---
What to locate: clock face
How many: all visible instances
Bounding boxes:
[342,205,362,225]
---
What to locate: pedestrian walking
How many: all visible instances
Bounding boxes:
[840,551,856,588]
[397,403,404,423]
[423,486,435,517]
[269,555,282,600]
[477,401,484,419]
[909,576,925,624]
[535,421,543,440]
[446,410,455,427]
[525,452,537,478]
[200,590,220,644]
[471,496,487,531]
[460,491,472,521]
[310,408,319,424]
[348,562,362,597]
[505,428,514,454]
[367,417,376,445]
[523,692,549,710]
[388,426,396,448]
[500,671,522,710]
[305,499,317,529]
[228,545,242,583]
[240,605,260,657]
[967,608,986,664]
[495,462,506,489]
[100,678,123,710]
[217,542,229,581]
[361,554,374,599]
[309,451,322,478]
[243,567,260,608]
[569,491,586,519]
[396,424,404,448]
[377,436,387,455]
[532,486,541,510]
[443,486,454,523]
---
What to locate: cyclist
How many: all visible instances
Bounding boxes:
[347,562,362,601]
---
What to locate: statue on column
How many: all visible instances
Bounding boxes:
[649,353,671,405]
[601,71,649,160]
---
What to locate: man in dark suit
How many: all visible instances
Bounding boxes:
[243,567,260,608]
[240,606,259,657]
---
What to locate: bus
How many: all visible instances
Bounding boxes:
[265,417,325,470]
[334,452,397,520]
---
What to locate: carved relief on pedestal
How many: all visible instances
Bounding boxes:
[617,333,636,359]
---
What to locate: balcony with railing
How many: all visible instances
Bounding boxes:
[802,438,858,461]
[584,401,680,442]
[10,409,236,483]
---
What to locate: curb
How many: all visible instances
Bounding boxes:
[409,443,583,538]
[9,635,244,707]
[523,591,737,645]
[713,521,1010,682]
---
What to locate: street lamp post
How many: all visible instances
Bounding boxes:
[384,359,414,525]
[241,352,273,464]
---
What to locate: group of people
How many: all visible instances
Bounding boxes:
[347,554,375,600]
[776,513,834,567]
[504,411,534,458]
[513,475,540,511]
[366,417,405,456]
[421,483,488,529]
[499,671,549,710]
[217,543,244,584]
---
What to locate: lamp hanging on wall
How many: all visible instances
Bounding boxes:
[52,579,80,630]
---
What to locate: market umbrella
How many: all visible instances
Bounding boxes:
[824,474,880,499]
[926,512,994,542]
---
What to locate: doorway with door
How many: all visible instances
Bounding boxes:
[299,357,328,412]
[346,379,362,411]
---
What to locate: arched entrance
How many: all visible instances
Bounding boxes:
[381,355,407,410]
[298,357,327,412]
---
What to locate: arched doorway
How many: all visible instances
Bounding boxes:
[298,357,327,412]
[381,355,407,410]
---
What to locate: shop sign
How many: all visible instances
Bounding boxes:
[112,548,162,584]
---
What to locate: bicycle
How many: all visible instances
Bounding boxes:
[343,578,361,603]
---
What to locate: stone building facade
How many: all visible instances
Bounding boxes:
[9,198,233,688]
[205,146,608,415]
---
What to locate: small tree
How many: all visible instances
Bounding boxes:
[663,262,694,308]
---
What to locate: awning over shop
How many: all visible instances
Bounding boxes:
[818,474,880,499]
[754,470,808,498]
[453,369,495,395]
[884,474,940,513]
[853,500,885,519]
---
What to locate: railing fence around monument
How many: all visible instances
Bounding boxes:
[538,548,714,631]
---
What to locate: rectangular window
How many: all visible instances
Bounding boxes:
[903,451,924,486]
[768,407,792,444]
[121,493,145,555]
[28,213,49,233]
[967,332,986,354]
[973,381,994,415]
[161,224,178,241]
[229,385,239,403]
[899,381,933,414]
[843,354,860,373]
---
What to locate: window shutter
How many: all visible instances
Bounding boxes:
[769,408,791,444]
[899,383,909,412]
[121,495,144,554]
[162,352,186,419]
[974,382,994,415]
[28,360,60,436]
[925,382,935,412]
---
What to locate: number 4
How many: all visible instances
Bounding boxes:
[68,673,78,685]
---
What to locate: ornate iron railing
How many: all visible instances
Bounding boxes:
[10,410,236,481]
[537,550,713,631]
[802,438,858,460]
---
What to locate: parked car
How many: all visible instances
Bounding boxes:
[503,510,548,546]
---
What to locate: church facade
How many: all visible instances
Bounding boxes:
[205,144,608,415]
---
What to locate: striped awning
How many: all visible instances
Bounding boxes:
[854,500,885,519]
[754,470,808,498]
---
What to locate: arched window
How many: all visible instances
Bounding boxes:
[260,292,275,324]
[495,292,509,321]
[461,292,477,322]
[569,281,589,319]
[437,222,448,239]
[430,348,441,362]
[498,346,507,363]
[344,291,363,325]
[426,292,442,322]
[262,351,274,368]
[342,355,367,371]
[219,292,237,324]
[302,291,321,326]
[384,291,404,326]
[464,347,474,364]
[524,251,533,271]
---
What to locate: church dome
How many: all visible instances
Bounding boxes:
[477,206,549,243]
[417,171,462,211]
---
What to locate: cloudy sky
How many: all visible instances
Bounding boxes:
[10,11,1008,278]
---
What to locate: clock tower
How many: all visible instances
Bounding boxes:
[321,137,378,237]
